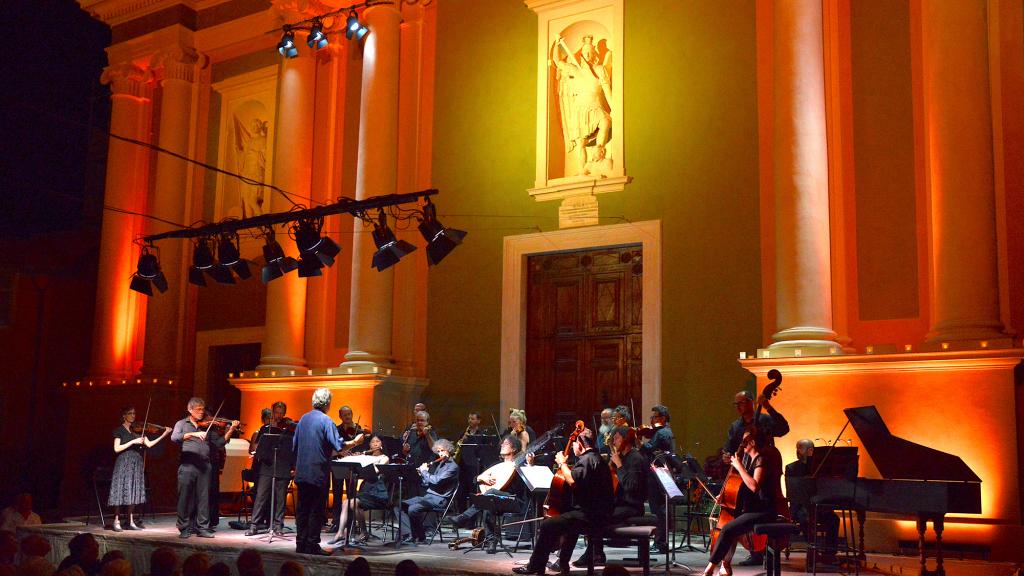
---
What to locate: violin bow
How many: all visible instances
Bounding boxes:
[141,395,153,469]
[490,413,502,437]
[205,399,226,440]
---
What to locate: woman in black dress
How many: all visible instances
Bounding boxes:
[330,435,389,544]
[109,406,171,531]
[702,428,781,576]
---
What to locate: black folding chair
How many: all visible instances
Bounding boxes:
[87,467,113,527]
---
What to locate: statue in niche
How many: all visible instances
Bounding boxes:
[551,34,613,178]
[234,116,269,217]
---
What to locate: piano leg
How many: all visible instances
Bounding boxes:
[916,514,945,576]
[916,517,927,575]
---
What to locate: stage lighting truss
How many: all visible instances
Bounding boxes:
[133,188,455,295]
[307,19,329,49]
[129,245,169,296]
[274,3,377,60]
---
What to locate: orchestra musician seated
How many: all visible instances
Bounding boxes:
[573,426,647,567]
[702,428,781,576]
[786,438,839,563]
[445,435,526,554]
[329,435,390,545]
[393,438,459,545]
[513,428,614,575]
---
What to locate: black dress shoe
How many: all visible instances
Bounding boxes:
[512,566,545,575]
[650,542,668,554]
[325,523,339,533]
[738,553,764,566]
[178,530,191,539]
[399,536,418,545]
[304,547,332,556]
[245,527,266,536]
[547,560,570,574]
[195,530,215,538]
[571,554,606,568]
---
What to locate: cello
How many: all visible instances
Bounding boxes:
[710,369,787,552]
[542,420,585,518]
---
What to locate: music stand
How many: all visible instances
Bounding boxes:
[330,456,378,551]
[673,455,709,552]
[377,463,417,548]
[515,465,554,551]
[252,434,293,543]
[651,466,692,574]
[464,493,521,558]
[464,434,500,468]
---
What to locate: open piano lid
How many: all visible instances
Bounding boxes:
[844,406,981,483]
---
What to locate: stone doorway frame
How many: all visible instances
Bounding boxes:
[500,220,662,416]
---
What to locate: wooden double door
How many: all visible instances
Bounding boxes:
[525,245,643,435]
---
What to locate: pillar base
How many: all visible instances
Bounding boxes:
[257,355,307,372]
[768,327,841,357]
[926,320,1007,343]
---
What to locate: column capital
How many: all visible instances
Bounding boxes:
[270,0,333,23]
[363,2,403,27]
[152,45,205,84]
[100,61,153,99]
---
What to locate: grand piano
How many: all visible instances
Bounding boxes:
[799,406,981,576]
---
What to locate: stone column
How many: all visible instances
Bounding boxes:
[90,63,153,379]
[140,47,201,378]
[343,4,403,371]
[769,0,840,354]
[258,49,316,370]
[922,0,1006,343]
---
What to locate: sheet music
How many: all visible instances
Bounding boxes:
[335,454,381,467]
[518,465,554,491]
[652,466,685,500]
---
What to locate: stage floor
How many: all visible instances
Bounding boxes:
[17,515,1019,576]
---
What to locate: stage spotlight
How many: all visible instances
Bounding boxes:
[129,248,168,296]
[417,199,467,265]
[371,211,417,271]
[345,10,368,40]
[293,218,340,267]
[217,233,252,280]
[297,253,324,278]
[261,232,299,284]
[307,20,328,50]
[278,28,298,58]
[189,238,215,286]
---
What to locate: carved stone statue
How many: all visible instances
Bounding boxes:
[234,116,269,217]
[551,34,613,178]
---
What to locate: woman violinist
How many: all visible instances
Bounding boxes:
[109,406,171,531]
[505,409,532,453]
[329,434,389,545]
[702,427,781,576]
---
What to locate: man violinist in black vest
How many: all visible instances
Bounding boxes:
[513,428,613,575]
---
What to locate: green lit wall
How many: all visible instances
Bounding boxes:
[427,0,763,460]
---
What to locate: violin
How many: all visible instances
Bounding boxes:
[131,422,169,435]
[197,417,244,434]
[275,417,297,433]
[634,422,664,440]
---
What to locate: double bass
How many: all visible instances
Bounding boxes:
[542,420,585,518]
[710,369,789,551]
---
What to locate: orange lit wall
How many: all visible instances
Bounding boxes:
[744,352,1023,558]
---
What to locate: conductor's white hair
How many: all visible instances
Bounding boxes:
[312,388,332,410]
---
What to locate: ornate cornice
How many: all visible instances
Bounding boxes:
[152,45,206,83]
[100,61,154,97]
[79,0,196,27]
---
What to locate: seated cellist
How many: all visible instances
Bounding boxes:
[703,427,782,576]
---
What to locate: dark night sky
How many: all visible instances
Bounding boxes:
[0,1,111,240]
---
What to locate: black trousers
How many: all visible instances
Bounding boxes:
[295,481,328,553]
[208,468,222,526]
[709,511,775,563]
[251,474,289,530]
[176,461,211,532]
[394,493,446,541]
[527,510,602,570]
